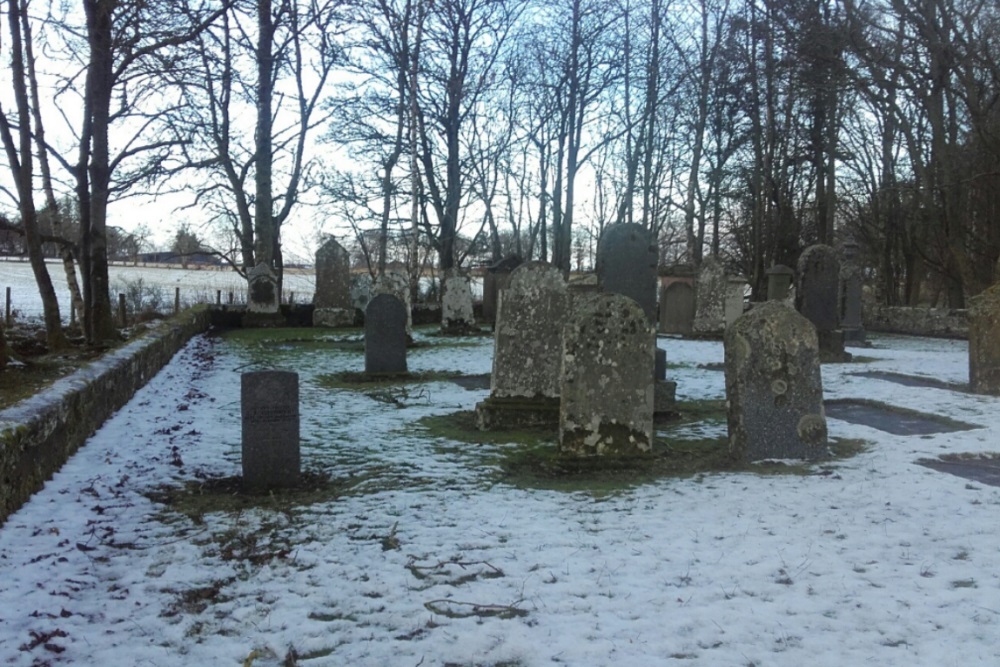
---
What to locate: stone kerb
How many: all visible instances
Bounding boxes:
[441,270,478,334]
[313,238,354,328]
[968,283,1000,395]
[475,262,566,429]
[596,223,659,324]
[692,256,727,335]
[365,293,409,375]
[559,291,655,456]
[724,301,828,462]
[796,244,849,361]
[241,371,301,489]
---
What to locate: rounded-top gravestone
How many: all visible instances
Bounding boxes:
[724,301,828,462]
[796,244,840,331]
[313,237,354,327]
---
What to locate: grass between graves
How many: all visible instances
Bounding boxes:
[417,399,868,493]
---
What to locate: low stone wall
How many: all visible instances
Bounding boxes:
[865,305,968,339]
[0,308,212,525]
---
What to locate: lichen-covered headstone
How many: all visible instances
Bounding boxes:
[596,224,658,323]
[797,244,849,361]
[968,283,1000,395]
[475,262,566,429]
[241,371,300,489]
[560,292,655,456]
[692,256,727,335]
[312,238,354,327]
[372,270,412,337]
[365,293,408,375]
[441,270,477,333]
[724,302,828,461]
[839,239,865,344]
[766,264,795,302]
[482,255,523,325]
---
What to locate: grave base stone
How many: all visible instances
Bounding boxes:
[241,371,300,489]
[474,396,561,430]
[313,307,355,328]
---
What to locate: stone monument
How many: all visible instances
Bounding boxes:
[365,293,408,375]
[796,244,850,362]
[243,263,283,327]
[596,223,659,324]
[475,262,567,429]
[241,371,300,488]
[969,283,1000,395]
[312,238,354,328]
[560,291,655,456]
[692,256,727,335]
[766,265,795,302]
[724,302,828,462]
[441,270,478,334]
[482,255,523,326]
[658,265,696,335]
[372,270,412,337]
[839,239,866,344]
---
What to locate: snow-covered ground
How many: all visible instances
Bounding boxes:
[1,329,997,666]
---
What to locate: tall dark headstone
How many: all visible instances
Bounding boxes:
[839,239,865,344]
[724,302,828,462]
[969,284,1000,395]
[560,291,655,456]
[482,255,523,325]
[365,293,408,375]
[313,237,354,327]
[796,244,849,362]
[653,346,677,417]
[241,371,300,489]
[372,271,412,337]
[596,224,658,323]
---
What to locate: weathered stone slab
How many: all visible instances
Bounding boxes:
[724,301,828,461]
[482,255,522,325]
[969,283,1000,395]
[824,399,978,435]
[839,239,865,343]
[372,271,412,337]
[441,270,478,333]
[365,293,408,375]
[797,244,849,361]
[560,292,655,456]
[596,224,658,323]
[313,237,354,328]
[659,279,695,335]
[766,264,795,302]
[476,262,566,429]
[725,276,747,326]
[241,371,300,489]
[693,256,727,335]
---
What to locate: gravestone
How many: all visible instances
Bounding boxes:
[596,224,659,323]
[839,239,866,344]
[372,271,412,337]
[313,238,354,328]
[659,265,697,334]
[243,263,283,327]
[692,256,727,335]
[475,262,567,429]
[796,244,849,362]
[350,273,373,313]
[725,276,748,325]
[724,301,828,462]
[560,291,655,456]
[968,283,1000,395]
[482,255,523,325]
[654,346,677,417]
[441,270,478,333]
[365,293,408,375]
[766,265,795,302]
[241,371,300,489]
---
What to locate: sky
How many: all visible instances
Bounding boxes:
[0,326,997,666]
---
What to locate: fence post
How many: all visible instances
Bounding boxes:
[174,287,180,314]
[216,289,222,305]
[5,286,10,327]
[118,293,127,326]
